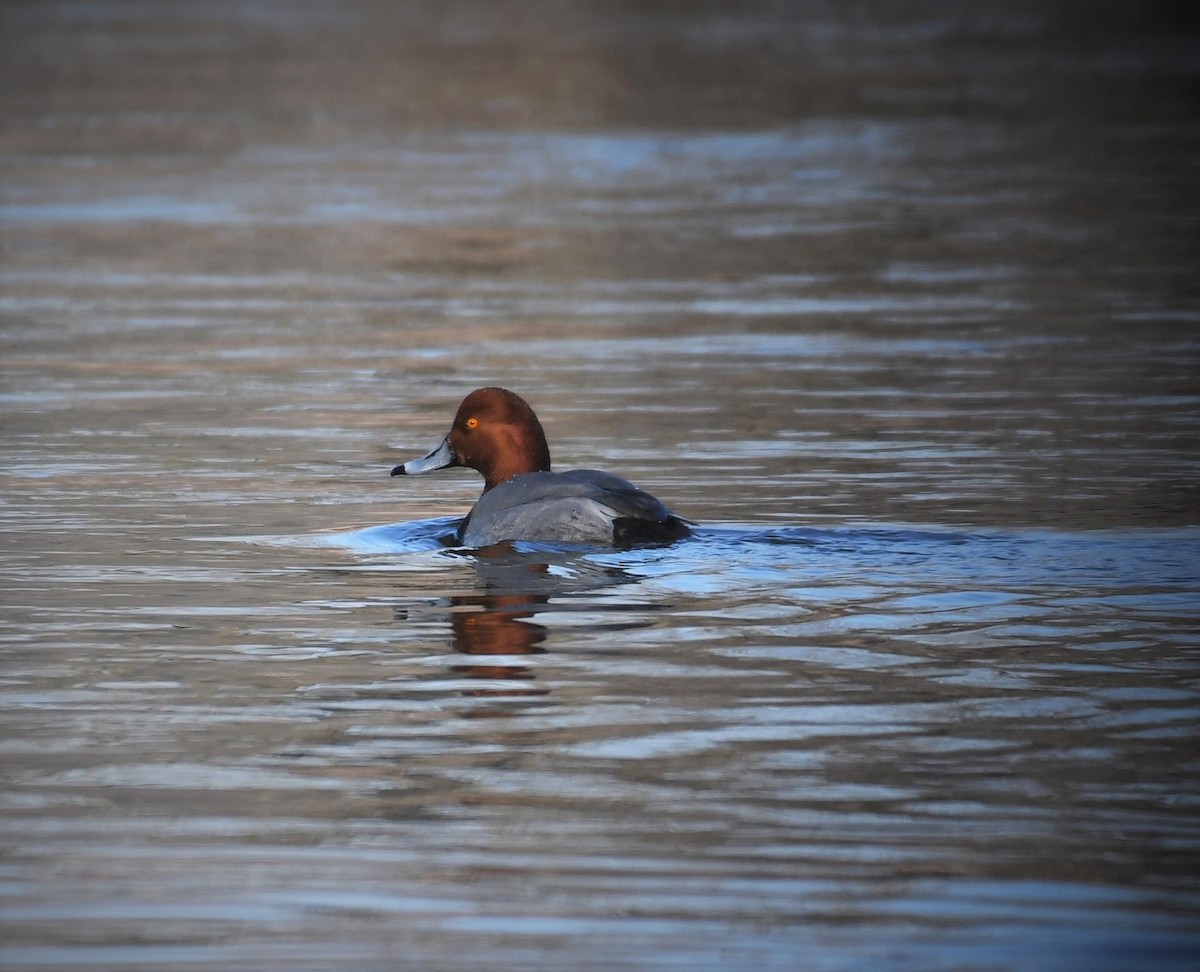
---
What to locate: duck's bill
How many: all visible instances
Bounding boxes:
[391,435,457,476]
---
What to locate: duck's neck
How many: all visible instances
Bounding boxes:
[481,432,551,492]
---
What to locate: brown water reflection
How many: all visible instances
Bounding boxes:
[3,1,1200,970]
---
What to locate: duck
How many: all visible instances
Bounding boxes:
[391,387,692,548]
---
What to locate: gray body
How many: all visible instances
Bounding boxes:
[459,469,689,547]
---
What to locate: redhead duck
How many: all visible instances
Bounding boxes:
[391,387,692,548]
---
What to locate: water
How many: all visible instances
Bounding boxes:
[3,2,1200,969]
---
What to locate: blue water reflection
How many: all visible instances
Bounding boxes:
[321,520,1200,661]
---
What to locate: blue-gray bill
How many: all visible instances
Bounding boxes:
[391,436,456,477]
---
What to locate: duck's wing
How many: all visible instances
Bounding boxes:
[559,469,686,524]
[562,470,693,545]
[459,471,691,547]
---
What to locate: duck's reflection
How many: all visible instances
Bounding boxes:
[438,544,631,702]
[450,590,548,660]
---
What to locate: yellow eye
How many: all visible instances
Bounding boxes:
[465,417,478,430]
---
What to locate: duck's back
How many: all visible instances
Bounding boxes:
[459,470,691,548]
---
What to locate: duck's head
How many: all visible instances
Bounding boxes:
[391,387,553,492]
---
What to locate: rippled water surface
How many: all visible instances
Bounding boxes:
[3,2,1200,969]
